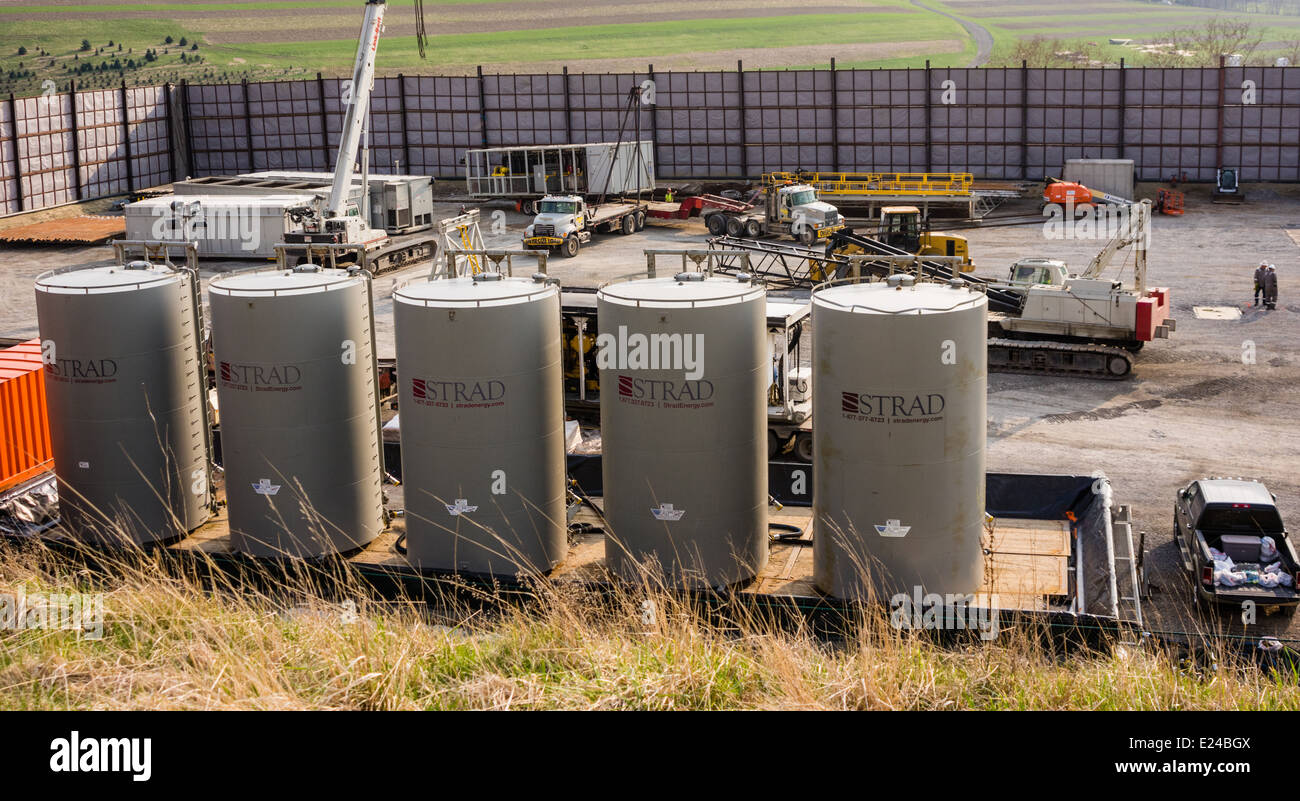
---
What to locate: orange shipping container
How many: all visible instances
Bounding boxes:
[0,339,54,492]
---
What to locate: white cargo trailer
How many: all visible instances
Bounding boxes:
[172,171,434,234]
[464,141,655,199]
[124,195,307,258]
[1063,159,1135,203]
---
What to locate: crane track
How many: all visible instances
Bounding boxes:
[989,338,1134,380]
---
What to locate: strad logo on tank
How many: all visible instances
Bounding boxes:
[49,731,151,782]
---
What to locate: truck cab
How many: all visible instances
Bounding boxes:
[1174,478,1299,613]
[771,184,842,244]
[284,194,388,259]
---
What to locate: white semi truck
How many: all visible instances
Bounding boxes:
[702,182,844,244]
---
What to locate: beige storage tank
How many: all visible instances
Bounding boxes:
[597,271,768,589]
[393,271,566,576]
[34,260,212,545]
[209,266,384,558]
[812,276,988,601]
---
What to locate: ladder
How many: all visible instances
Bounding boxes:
[437,209,486,275]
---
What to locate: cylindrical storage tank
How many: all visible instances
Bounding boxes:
[35,260,211,545]
[393,271,566,576]
[812,276,988,601]
[209,266,383,558]
[597,271,767,589]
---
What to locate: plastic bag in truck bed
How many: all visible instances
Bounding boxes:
[1260,562,1294,588]
[1214,559,1294,589]
[1261,536,1279,563]
[1215,568,1246,587]
[1209,547,1235,572]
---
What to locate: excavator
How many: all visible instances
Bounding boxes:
[816,199,1172,379]
[986,199,1173,376]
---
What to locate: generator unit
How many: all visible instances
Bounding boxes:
[124,194,311,259]
[245,171,435,233]
[167,171,435,235]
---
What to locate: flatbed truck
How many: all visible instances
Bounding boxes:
[523,195,647,257]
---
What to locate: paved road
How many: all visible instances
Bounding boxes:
[912,0,994,67]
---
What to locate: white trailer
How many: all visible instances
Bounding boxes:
[124,194,308,258]
[465,141,655,199]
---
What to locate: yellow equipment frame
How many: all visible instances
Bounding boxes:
[763,171,974,197]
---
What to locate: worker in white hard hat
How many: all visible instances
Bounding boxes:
[1254,261,1268,306]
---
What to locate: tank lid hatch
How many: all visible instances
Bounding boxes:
[393,275,556,308]
[813,280,986,316]
[35,263,183,294]
[209,267,360,297]
[598,275,764,308]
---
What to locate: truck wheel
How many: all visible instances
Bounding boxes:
[799,226,816,246]
[726,216,744,237]
[621,215,636,235]
[706,213,727,236]
[635,211,647,231]
[794,432,813,462]
[562,234,580,258]
[744,219,763,239]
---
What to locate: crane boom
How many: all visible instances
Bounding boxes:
[329,0,386,219]
[1080,199,1151,293]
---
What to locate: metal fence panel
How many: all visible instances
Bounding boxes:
[4,65,1299,216]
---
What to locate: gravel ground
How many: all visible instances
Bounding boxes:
[3,184,1299,641]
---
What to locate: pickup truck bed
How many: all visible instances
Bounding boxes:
[1174,478,1299,612]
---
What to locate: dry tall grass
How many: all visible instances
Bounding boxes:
[1,537,1298,710]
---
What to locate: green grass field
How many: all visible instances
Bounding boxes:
[939,0,1300,67]
[214,13,969,71]
[1,0,1299,98]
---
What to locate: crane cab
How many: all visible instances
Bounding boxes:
[1007,258,1070,287]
